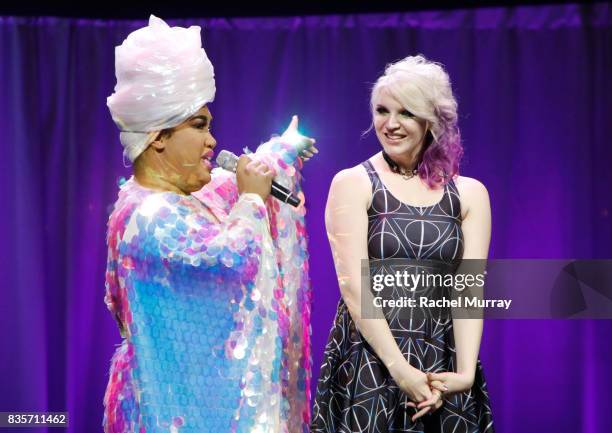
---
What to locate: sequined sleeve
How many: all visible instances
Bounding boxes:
[194,136,305,216]
[250,138,313,431]
[124,191,267,270]
[252,137,304,195]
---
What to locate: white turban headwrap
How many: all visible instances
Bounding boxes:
[107,15,216,162]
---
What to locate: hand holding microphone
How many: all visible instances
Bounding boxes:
[216,150,302,207]
[236,155,274,201]
[216,115,317,207]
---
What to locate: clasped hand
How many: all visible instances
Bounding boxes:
[393,363,474,422]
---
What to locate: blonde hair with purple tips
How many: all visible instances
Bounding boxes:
[371,55,463,187]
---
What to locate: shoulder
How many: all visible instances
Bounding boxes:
[327,163,373,207]
[330,164,371,194]
[332,164,369,185]
[112,178,185,222]
[124,192,207,246]
[454,175,489,199]
[131,192,197,231]
[453,175,490,215]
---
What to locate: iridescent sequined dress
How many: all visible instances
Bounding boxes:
[103,140,311,433]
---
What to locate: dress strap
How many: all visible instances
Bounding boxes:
[361,160,382,190]
[446,177,458,194]
[440,177,462,220]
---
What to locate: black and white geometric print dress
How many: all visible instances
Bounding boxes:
[310,160,494,433]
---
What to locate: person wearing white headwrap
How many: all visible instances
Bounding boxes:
[108,14,216,163]
[103,15,316,433]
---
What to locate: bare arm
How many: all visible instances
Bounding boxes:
[428,177,491,394]
[454,178,491,380]
[325,166,433,403]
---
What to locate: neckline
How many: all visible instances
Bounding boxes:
[366,160,447,209]
[131,175,190,196]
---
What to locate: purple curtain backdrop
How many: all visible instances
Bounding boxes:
[1,3,611,432]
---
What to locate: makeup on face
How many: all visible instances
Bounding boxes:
[373,90,427,158]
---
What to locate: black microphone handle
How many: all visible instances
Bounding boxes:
[271,181,300,207]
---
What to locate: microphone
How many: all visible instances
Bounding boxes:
[216,150,301,207]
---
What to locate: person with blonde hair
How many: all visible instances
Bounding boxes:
[103,15,316,433]
[311,55,494,432]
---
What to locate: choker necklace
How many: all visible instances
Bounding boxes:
[382,151,419,180]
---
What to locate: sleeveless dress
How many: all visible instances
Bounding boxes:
[310,160,494,433]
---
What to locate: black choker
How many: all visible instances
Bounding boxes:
[382,151,419,180]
